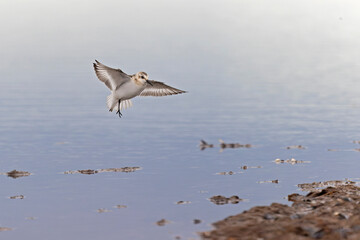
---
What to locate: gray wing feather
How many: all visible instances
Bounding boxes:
[139,80,187,97]
[93,60,131,90]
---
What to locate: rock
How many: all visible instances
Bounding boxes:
[200,184,360,239]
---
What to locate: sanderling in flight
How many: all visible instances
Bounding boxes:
[93,60,186,118]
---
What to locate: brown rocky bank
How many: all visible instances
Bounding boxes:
[201,184,360,240]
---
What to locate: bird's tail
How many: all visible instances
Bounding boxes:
[107,94,133,112]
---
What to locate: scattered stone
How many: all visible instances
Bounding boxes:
[9,195,24,199]
[216,171,235,175]
[209,195,243,205]
[200,184,360,240]
[199,140,214,150]
[63,169,98,175]
[114,205,127,209]
[258,179,279,184]
[194,219,202,224]
[156,219,171,226]
[240,165,262,170]
[176,201,191,205]
[97,208,111,213]
[98,167,141,173]
[2,170,32,179]
[273,158,310,164]
[286,145,306,149]
[79,169,98,175]
[297,179,355,192]
[219,139,252,151]
[64,167,141,175]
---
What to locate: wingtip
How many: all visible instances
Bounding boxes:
[176,90,187,95]
[93,63,98,71]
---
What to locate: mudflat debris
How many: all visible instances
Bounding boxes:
[97,208,111,213]
[219,139,252,152]
[199,139,253,151]
[176,201,191,205]
[297,179,355,192]
[258,179,279,184]
[9,195,24,199]
[64,167,141,175]
[98,167,141,173]
[114,205,127,209]
[64,169,98,175]
[240,165,262,170]
[1,170,32,179]
[216,171,236,175]
[156,219,171,226]
[209,195,243,205]
[201,183,360,240]
[273,158,310,164]
[286,145,306,150]
[194,219,202,224]
[199,140,214,150]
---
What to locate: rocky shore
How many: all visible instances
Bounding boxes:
[201,183,360,240]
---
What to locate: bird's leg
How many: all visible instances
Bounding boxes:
[116,99,122,118]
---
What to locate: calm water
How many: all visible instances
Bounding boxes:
[2,0,360,239]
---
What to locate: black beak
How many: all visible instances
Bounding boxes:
[146,80,153,86]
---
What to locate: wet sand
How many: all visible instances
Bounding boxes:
[201,183,360,240]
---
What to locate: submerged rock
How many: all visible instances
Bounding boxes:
[3,170,31,179]
[156,219,171,226]
[286,145,306,150]
[176,200,191,205]
[273,158,310,165]
[219,139,252,152]
[98,167,141,173]
[209,195,243,205]
[9,195,24,199]
[194,219,202,224]
[64,167,141,175]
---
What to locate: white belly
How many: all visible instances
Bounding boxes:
[113,81,145,100]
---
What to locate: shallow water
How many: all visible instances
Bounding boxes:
[2,0,360,239]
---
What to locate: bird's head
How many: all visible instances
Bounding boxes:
[134,72,152,86]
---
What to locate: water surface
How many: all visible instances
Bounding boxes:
[1,1,360,239]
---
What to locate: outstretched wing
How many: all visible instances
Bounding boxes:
[93,60,131,90]
[139,80,186,97]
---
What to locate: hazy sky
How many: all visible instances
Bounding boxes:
[1,0,360,103]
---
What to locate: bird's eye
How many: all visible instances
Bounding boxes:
[141,76,144,79]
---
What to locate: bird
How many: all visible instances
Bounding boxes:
[93,60,186,118]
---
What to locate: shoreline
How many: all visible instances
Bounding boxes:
[201,182,360,240]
